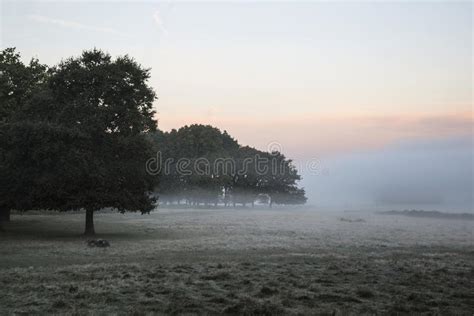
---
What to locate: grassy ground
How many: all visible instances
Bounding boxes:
[1,208,473,315]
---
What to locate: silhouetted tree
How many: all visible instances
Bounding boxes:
[0,47,48,122]
[257,151,306,207]
[0,48,48,224]
[151,125,239,205]
[0,49,158,235]
[150,125,307,207]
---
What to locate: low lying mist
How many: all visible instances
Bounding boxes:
[301,136,473,212]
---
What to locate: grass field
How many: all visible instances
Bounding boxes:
[1,208,473,315]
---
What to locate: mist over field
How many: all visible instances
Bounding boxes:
[302,135,473,212]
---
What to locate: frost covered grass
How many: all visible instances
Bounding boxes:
[1,208,473,314]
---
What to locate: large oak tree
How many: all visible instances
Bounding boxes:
[0,48,158,234]
[0,48,48,223]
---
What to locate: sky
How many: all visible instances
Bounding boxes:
[1,1,472,210]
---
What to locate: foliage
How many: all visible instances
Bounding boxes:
[0,47,48,122]
[0,47,49,222]
[0,48,158,234]
[150,125,307,206]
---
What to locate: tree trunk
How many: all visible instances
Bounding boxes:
[0,208,11,222]
[84,209,95,236]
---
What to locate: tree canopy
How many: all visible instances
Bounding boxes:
[150,125,307,207]
[0,48,158,234]
[0,48,49,222]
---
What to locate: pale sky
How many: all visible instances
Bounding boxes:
[2,1,472,209]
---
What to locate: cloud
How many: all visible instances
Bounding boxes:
[153,10,168,36]
[27,14,124,36]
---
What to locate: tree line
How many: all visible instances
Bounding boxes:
[150,125,307,207]
[0,48,306,234]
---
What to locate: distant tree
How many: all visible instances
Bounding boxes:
[151,125,239,205]
[271,187,307,206]
[228,146,262,207]
[150,125,307,207]
[256,151,306,207]
[0,49,158,235]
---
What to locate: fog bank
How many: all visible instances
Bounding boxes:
[301,135,473,212]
